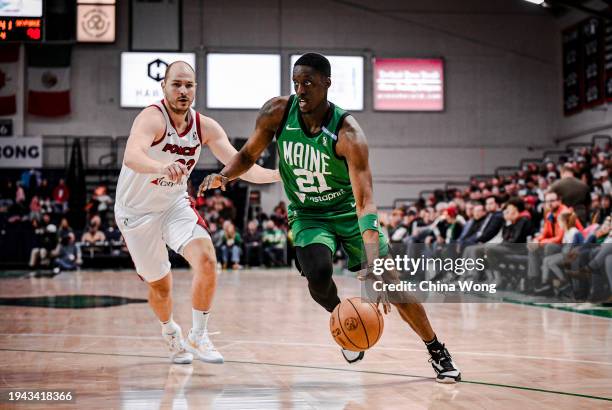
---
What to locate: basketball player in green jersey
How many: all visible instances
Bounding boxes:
[199,53,460,383]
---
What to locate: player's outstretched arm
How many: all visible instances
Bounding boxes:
[202,114,280,184]
[123,107,187,182]
[198,97,287,195]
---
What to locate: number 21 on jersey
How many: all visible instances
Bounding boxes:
[293,169,331,193]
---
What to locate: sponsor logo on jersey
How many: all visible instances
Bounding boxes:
[285,125,301,131]
[295,192,306,203]
[151,177,185,187]
[305,189,346,203]
[162,143,200,156]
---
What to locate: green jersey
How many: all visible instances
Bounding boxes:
[276,95,354,218]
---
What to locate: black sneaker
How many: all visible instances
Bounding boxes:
[428,344,461,383]
[341,348,364,364]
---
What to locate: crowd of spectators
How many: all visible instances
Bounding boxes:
[380,145,612,304]
[0,169,291,274]
[0,170,127,273]
[192,188,290,269]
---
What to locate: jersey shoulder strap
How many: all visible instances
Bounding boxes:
[274,95,295,140]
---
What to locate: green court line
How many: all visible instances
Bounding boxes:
[1,348,610,402]
[502,297,612,319]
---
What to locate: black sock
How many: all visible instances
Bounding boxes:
[424,334,443,351]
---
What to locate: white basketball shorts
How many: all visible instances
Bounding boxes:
[115,197,211,282]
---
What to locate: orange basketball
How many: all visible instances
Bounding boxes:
[329,297,384,352]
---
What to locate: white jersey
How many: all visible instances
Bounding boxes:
[116,100,203,214]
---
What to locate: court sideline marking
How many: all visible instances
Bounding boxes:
[0,347,610,403]
[1,332,610,367]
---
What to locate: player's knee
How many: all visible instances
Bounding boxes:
[192,249,217,275]
[149,279,171,299]
[302,257,333,283]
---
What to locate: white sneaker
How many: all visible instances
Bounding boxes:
[341,348,364,364]
[186,329,224,364]
[162,326,193,365]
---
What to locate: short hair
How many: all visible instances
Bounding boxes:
[545,190,559,199]
[469,200,484,207]
[484,195,500,205]
[560,164,575,175]
[505,197,525,212]
[294,53,331,77]
[164,61,195,80]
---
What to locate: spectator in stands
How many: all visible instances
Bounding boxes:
[29,195,42,221]
[550,164,591,225]
[523,195,541,235]
[526,191,583,292]
[502,197,532,244]
[207,222,223,261]
[598,194,611,225]
[589,193,601,225]
[52,232,82,274]
[81,216,106,245]
[92,185,113,224]
[273,201,288,229]
[52,178,70,213]
[38,178,52,201]
[461,198,503,248]
[15,181,26,206]
[28,218,46,270]
[29,219,58,271]
[568,233,612,303]
[20,169,41,199]
[457,200,476,243]
[105,221,126,256]
[462,196,504,278]
[439,206,463,244]
[544,161,559,181]
[388,208,409,244]
[243,220,263,267]
[207,190,234,223]
[403,209,418,237]
[58,217,73,240]
[431,206,463,265]
[486,197,532,287]
[220,221,242,269]
[262,219,286,267]
[535,210,584,296]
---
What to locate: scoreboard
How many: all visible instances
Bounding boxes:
[0,0,43,42]
[0,17,42,42]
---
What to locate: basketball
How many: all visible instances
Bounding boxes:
[330,297,384,352]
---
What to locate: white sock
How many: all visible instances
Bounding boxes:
[192,308,210,335]
[160,316,179,335]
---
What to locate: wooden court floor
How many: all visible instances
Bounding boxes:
[0,268,611,409]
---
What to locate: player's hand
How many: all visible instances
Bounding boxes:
[358,264,391,315]
[198,173,229,196]
[376,289,391,315]
[161,162,188,183]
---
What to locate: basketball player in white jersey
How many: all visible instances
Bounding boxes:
[115,61,279,364]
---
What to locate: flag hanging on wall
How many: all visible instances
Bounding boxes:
[27,45,72,117]
[0,44,20,116]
